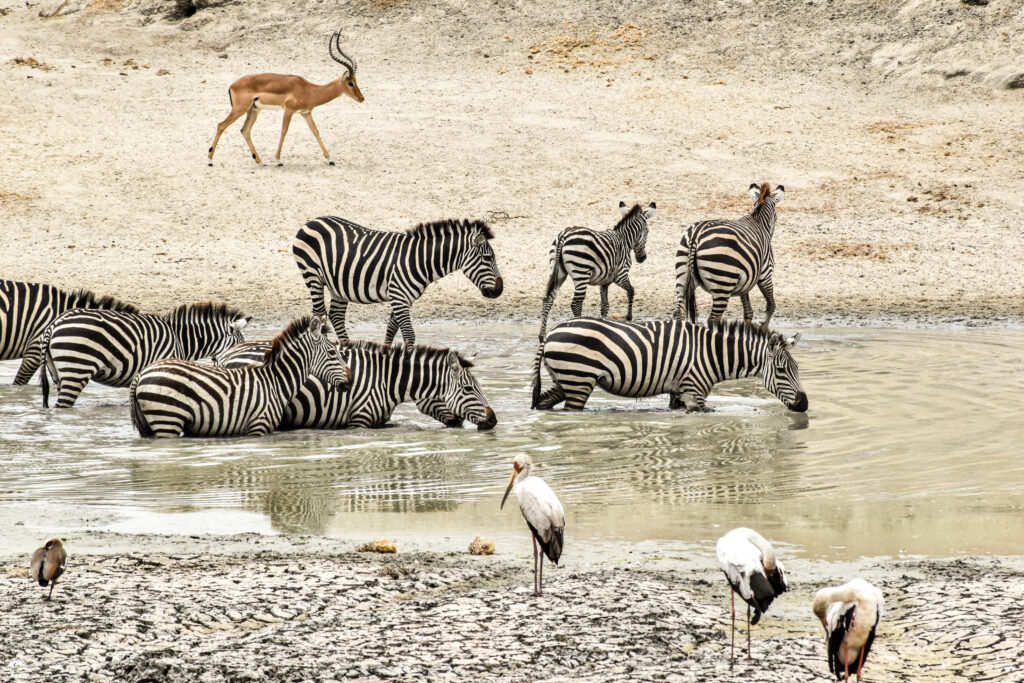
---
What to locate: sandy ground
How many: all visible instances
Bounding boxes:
[1,532,1022,682]
[1,0,1023,338]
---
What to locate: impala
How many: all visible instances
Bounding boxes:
[208,31,363,166]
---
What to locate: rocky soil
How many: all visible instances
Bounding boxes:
[2,535,1022,682]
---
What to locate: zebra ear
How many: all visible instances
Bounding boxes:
[231,316,249,331]
[619,201,628,216]
[645,202,656,220]
[786,332,801,347]
[773,185,785,203]
[748,184,760,203]
[308,317,325,338]
[447,351,464,372]
[472,232,486,247]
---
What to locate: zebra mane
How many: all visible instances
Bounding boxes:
[68,288,139,314]
[405,218,494,241]
[267,315,319,362]
[753,183,771,209]
[613,204,643,230]
[342,339,474,368]
[705,317,773,340]
[167,301,246,322]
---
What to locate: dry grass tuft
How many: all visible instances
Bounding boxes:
[378,563,411,578]
[795,238,913,261]
[9,57,55,71]
[0,191,39,205]
[468,536,495,555]
[529,21,651,71]
[356,539,397,553]
[88,0,126,11]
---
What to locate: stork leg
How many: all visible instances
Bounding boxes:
[539,551,545,596]
[856,643,865,682]
[844,641,850,683]
[729,588,735,665]
[746,603,752,659]
[532,535,539,596]
[46,582,55,601]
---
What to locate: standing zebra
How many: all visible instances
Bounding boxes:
[39,302,249,408]
[0,280,138,385]
[130,316,351,438]
[293,216,503,346]
[218,339,497,430]
[539,202,656,340]
[532,317,807,412]
[674,183,784,325]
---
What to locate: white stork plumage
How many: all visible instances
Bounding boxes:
[716,527,788,662]
[813,579,884,682]
[500,454,564,596]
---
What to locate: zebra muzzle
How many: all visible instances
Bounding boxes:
[476,407,497,431]
[788,392,808,413]
[482,278,503,299]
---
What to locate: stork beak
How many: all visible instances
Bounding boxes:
[500,469,516,509]
[818,615,827,629]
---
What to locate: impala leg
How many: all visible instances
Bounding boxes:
[301,111,334,164]
[209,102,248,164]
[239,101,262,164]
[274,109,295,165]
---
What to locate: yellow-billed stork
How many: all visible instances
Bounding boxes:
[716,527,788,662]
[813,579,884,682]
[500,454,564,596]
[30,537,67,601]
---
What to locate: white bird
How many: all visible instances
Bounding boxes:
[813,579,884,682]
[500,454,565,596]
[716,527,788,662]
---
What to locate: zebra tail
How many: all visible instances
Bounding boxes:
[129,376,154,438]
[684,226,699,323]
[531,338,545,410]
[39,358,50,408]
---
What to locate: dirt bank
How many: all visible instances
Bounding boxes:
[1,0,1022,337]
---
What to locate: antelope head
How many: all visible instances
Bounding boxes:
[329,31,364,102]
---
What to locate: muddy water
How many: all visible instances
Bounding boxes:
[0,324,1021,559]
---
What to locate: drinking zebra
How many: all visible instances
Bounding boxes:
[539,202,656,341]
[218,339,497,430]
[0,280,138,385]
[293,216,503,346]
[532,317,807,412]
[674,183,784,325]
[39,302,249,408]
[130,316,351,438]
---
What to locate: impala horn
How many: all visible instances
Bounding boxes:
[328,30,357,76]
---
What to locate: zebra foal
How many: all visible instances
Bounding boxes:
[539,201,656,341]
[39,302,249,408]
[218,339,497,430]
[532,317,807,412]
[674,183,784,325]
[293,216,503,346]
[131,316,351,438]
[0,280,138,385]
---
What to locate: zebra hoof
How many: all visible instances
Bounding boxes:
[277,163,283,167]
[328,160,335,166]
[207,162,213,167]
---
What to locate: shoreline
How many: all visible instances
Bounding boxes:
[3,531,1021,682]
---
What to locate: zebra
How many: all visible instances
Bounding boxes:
[293,216,503,346]
[39,302,250,408]
[674,183,784,325]
[219,339,497,430]
[531,317,807,413]
[0,280,138,385]
[217,340,466,428]
[539,201,656,341]
[130,316,351,438]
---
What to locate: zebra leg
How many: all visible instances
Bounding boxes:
[708,294,730,324]
[13,339,43,385]
[535,385,565,410]
[328,300,349,342]
[561,379,596,410]
[55,373,92,408]
[570,282,588,318]
[539,257,567,341]
[384,313,399,346]
[389,300,416,346]
[740,293,755,322]
[758,279,776,326]
[599,285,610,318]
[616,275,635,321]
[416,398,462,427]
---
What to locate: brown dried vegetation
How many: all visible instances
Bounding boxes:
[528,21,652,71]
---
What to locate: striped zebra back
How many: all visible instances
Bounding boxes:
[131,316,349,438]
[283,341,496,430]
[553,202,656,284]
[0,280,136,361]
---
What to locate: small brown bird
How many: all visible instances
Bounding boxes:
[30,538,67,601]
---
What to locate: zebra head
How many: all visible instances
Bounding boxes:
[462,221,504,300]
[304,317,352,391]
[748,183,785,232]
[762,332,807,412]
[617,201,656,263]
[440,351,497,430]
